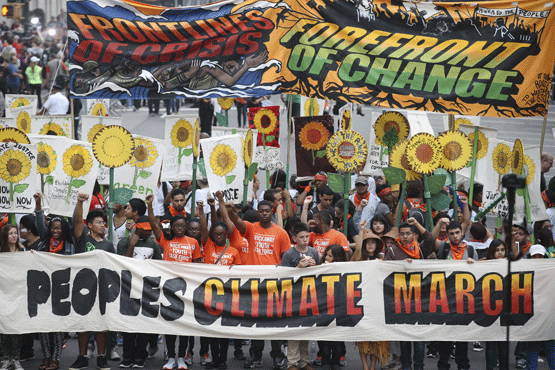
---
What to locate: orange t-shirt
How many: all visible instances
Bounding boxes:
[159,234,201,262]
[229,227,251,265]
[244,222,290,265]
[309,229,350,257]
[203,239,242,266]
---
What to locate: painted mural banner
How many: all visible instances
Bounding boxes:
[0,142,36,213]
[2,250,555,342]
[67,0,555,117]
[200,134,245,203]
[5,95,38,119]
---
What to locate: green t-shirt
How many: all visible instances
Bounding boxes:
[117,237,163,260]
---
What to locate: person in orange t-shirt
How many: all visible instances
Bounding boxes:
[308,209,350,257]
[228,200,289,366]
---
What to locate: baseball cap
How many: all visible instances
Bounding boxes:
[355,176,368,185]
[529,244,547,257]
[30,56,40,63]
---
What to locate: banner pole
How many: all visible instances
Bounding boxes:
[285,96,293,216]
[452,171,458,222]
[394,181,406,228]
[108,167,114,243]
[243,177,248,207]
[540,114,547,155]
[191,157,198,218]
[344,172,350,238]
[423,174,433,231]
[468,126,480,203]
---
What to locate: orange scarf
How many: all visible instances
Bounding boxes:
[396,239,420,259]
[450,241,467,260]
[169,206,186,217]
[354,192,370,207]
[50,238,63,254]
[521,242,531,255]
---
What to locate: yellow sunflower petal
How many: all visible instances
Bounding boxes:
[218,98,234,111]
[87,123,105,143]
[39,122,66,136]
[63,145,94,178]
[299,121,329,151]
[512,139,524,175]
[326,130,368,172]
[11,98,30,109]
[91,103,107,116]
[37,142,57,175]
[129,137,158,169]
[405,133,442,175]
[523,154,535,186]
[492,143,512,175]
[209,144,237,177]
[303,98,320,116]
[341,110,351,131]
[92,125,135,168]
[468,130,488,159]
[16,111,31,134]
[389,140,421,181]
[192,118,200,158]
[374,111,410,146]
[437,130,472,171]
[243,129,254,166]
[171,119,194,148]
[253,109,277,135]
[0,148,32,183]
[0,127,30,144]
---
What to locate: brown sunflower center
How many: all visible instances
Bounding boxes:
[7,158,22,176]
[71,153,85,171]
[37,152,50,168]
[513,151,520,167]
[217,153,229,169]
[498,152,508,168]
[20,119,28,130]
[384,121,400,133]
[176,127,190,142]
[401,154,411,170]
[247,139,253,155]
[134,146,148,162]
[415,144,434,163]
[307,129,322,144]
[3,139,17,143]
[260,114,272,129]
[444,141,462,160]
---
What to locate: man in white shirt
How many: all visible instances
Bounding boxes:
[39,84,69,115]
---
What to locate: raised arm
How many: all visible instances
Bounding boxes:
[125,232,140,258]
[73,193,89,240]
[300,195,313,224]
[33,193,48,241]
[296,181,313,206]
[460,195,471,235]
[214,191,235,235]
[351,220,367,261]
[207,197,218,225]
[197,200,209,246]
[282,189,296,219]
[228,201,246,235]
[276,203,284,228]
[146,194,163,241]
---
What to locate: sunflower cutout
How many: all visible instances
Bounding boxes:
[87,123,105,143]
[0,148,32,202]
[243,129,254,166]
[37,142,57,175]
[218,98,234,111]
[128,137,158,187]
[437,130,472,171]
[10,97,30,109]
[299,120,330,165]
[16,111,31,133]
[326,130,368,172]
[210,143,237,185]
[492,142,512,176]
[453,118,472,130]
[512,139,524,175]
[192,118,200,158]
[62,145,94,203]
[468,130,488,159]
[341,110,351,131]
[405,133,442,175]
[523,154,535,186]
[91,103,107,116]
[389,140,421,181]
[92,125,135,168]
[39,122,66,136]
[0,127,30,144]
[374,111,410,147]
[253,108,277,135]
[170,119,194,164]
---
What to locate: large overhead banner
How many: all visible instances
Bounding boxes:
[2,251,555,341]
[67,0,555,117]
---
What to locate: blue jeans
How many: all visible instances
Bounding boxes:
[400,341,424,370]
[527,340,555,370]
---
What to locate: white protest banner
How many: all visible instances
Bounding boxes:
[48,139,99,217]
[81,115,122,184]
[7,105,35,134]
[86,99,110,116]
[2,250,554,342]
[200,134,244,203]
[361,111,390,176]
[0,142,36,213]
[96,135,164,201]
[299,96,326,116]
[4,95,38,118]
[442,115,481,131]
[31,115,73,138]
[28,135,63,210]
[456,125,498,187]
[514,146,546,222]
[482,138,512,218]
[160,115,196,181]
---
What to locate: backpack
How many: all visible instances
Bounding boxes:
[404,198,427,227]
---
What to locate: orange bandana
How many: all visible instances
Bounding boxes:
[169,206,186,217]
[522,242,531,255]
[396,239,420,259]
[450,241,467,260]
[354,192,370,207]
[50,238,63,254]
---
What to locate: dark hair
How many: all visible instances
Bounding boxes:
[129,198,146,216]
[534,220,550,241]
[243,209,259,222]
[486,239,506,260]
[292,222,310,236]
[321,244,348,263]
[314,209,332,225]
[320,186,335,197]
[289,175,298,191]
[20,215,38,236]
[433,212,450,225]
[263,189,281,203]
[536,227,554,249]
[258,200,272,210]
[269,169,287,189]
[188,217,201,226]
[406,180,423,198]
[168,215,188,240]
[446,221,462,232]
[375,184,389,198]
[473,183,483,197]
[86,209,107,225]
[47,216,73,244]
[335,199,355,216]
[469,222,487,241]
[399,222,418,235]
[0,224,18,252]
[362,237,384,260]
[370,214,391,234]
[171,188,186,199]
[209,221,229,244]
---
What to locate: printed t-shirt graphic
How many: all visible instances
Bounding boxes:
[243,222,290,265]
[309,229,349,257]
[203,239,242,266]
[159,234,201,262]
[229,227,251,265]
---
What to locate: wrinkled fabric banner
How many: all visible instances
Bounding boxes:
[67,0,555,117]
[2,250,555,341]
